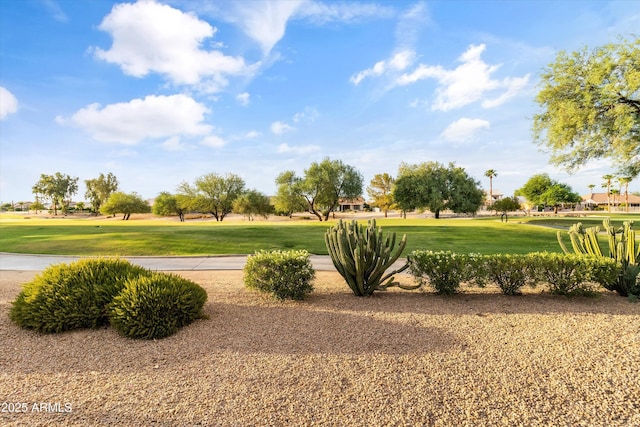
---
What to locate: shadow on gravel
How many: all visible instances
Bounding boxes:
[305,289,640,316]
[0,300,460,375]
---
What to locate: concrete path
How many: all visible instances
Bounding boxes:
[0,252,343,271]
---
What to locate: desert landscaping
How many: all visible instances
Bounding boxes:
[1,269,638,426]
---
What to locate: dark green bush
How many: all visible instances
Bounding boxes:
[9,258,148,333]
[531,252,617,296]
[243,250,315,300]
[108,273,207,339]
[479,254,537,295]
[408,250,482,295]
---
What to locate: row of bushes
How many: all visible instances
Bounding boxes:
[408,251,619,296]
[10,258,207,339]
[242,249,622,299]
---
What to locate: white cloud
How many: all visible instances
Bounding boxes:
[236,92,250,106]
[93,1,250,92]
[226,0,305,55]
[395,1,430,49]
[43,0,69,23]
[270,121,295,135]
[0,87,18,119]
[441,118,490,142]
[396,44,530,111]
[481,75,531,108]
[292,107,319,123]
[68,94,212,144]
[245,130,261,138]
[201,135,226,147]
[162,136,187,151]
[195,1,393,58]
[351,50,416,85]
[296,1,395,25]
[277,143,320,154]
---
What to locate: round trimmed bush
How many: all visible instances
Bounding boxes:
[108,273,207,339]
[243,250,315,300]
[9,258,149,333]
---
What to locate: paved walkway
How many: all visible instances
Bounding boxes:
[0,252,343,271]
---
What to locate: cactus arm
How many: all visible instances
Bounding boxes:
[557,231,571,254]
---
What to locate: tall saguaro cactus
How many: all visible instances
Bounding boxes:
[557,218,640,296]
[325,219,414,296]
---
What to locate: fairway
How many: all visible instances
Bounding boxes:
[2,213,632,256]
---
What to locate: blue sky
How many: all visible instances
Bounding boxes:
[1,0,639,204]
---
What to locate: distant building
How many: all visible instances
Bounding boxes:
[338,197,365,211]
[484,189,503,206]
[580,192,640,210]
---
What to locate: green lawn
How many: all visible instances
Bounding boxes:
[0,214,605,256]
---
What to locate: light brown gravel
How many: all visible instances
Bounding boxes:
[1,270,639,427]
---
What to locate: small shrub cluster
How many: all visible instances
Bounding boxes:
[531,253,618,296]
[478,253,537,295]
[10,258,207,339]
[109,273,208,339]
[408,251,482,295]
[243,250,315,300]
[408,250,619,296]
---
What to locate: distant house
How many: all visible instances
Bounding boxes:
[484,189,503,206]
[580,192,640,210]
[338,197,365,211]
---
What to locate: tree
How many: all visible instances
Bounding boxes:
[490,196,521,222]
[299,158,364,221]
[484,169,498,203]
[153,192,187,221]
[100,192,151,220]
[272,171,307,217]
[618,176,632,212]
[179,173,246,221]
[515,173,581,213]
[393,162,485,219]
[32,172,79,215]
[30,200,45,213]
[602,174,614,212]
[533,37,640,177]
[232,190,274,221]
[367,173,395,217]
[84,172,119,214]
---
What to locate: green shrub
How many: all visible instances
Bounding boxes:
[243,250,315,300]
[108,273,207,339]
[408,250,481,295]
[531,252,617,296]
[479,254,537,295]
[9,258,148,333]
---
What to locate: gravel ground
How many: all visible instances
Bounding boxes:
[1,270,639,427]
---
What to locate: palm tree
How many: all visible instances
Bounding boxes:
[484,169,498,205]
[618,177,632,212]
[602,174,614,212]
[587,184,596,210]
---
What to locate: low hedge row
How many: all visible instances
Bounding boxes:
[10,258,207,339]
[408,251,619,296]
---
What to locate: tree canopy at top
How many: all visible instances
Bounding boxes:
[533,37,639,177]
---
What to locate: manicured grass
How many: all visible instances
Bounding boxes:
[0,215,572,256]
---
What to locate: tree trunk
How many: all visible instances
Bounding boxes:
[434,210,440,219]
